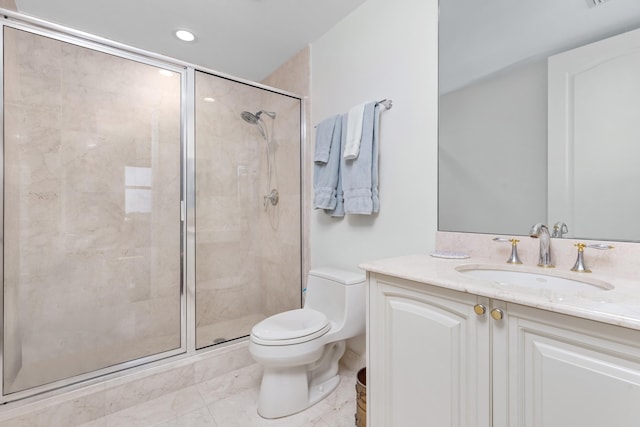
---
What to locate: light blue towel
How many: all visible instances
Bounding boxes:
[314,115,338,163]
[313,115,342,210]
[324,114,348,217]
[342,102,380,214]
[371,104,380,213]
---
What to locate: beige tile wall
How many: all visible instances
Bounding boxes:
[262,46,311,292]
[194,71,302,348]
[0,0,16,11]
[3,27,182,394]
[255,88,303,317]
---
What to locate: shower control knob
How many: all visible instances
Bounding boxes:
[264,189,279,207]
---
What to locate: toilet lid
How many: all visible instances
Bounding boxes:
[251,309,330,342]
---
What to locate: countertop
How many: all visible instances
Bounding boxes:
[360,253,640,331]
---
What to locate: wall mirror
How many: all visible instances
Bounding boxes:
[438,0,640,242]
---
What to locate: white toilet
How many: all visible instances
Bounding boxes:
[249,267,366,419]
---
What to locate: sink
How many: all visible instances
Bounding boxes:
[455,265,614,292]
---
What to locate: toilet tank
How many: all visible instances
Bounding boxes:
[304,267,366,330]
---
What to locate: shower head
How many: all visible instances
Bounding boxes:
[241,110,276,140]
[241,111,260,124]
[241,110,277,124]
[241,110,268,139]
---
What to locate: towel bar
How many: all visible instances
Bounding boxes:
[376,99,392,110]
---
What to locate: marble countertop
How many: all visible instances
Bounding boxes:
[359,253,640,331]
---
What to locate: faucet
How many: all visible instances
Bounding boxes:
[529,223,554,268]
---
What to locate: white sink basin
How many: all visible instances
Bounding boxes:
[455,265,614,292]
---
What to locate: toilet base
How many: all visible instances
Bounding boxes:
[257,368,341,419]
[255,341,346,419]
[309,374,340,407]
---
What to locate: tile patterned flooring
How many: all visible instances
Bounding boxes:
[77,364,359,427]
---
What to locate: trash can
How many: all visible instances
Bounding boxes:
[355,367,366,427]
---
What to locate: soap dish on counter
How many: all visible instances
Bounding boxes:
[429,251,470,259]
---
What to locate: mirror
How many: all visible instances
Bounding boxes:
[438,0,640,242]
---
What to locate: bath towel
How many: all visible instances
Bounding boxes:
[313,115,342,210]
[343,102,366,160]
[342,102,380,214]
[324,114,348,217]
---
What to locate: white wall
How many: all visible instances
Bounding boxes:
[310,0,438,273]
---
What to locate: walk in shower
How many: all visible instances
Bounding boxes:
[1,18,302,402]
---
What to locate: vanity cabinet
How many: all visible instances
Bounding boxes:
[367,273,491,426]
[497,303,640,427]
[367,273,640,427]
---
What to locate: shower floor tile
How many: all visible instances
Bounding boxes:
[87,364,358,427]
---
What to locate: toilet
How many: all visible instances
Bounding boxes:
[249,267,366,419]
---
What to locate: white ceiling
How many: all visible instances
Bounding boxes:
[11,0,640,91]
[13,0,367,82]
[440,0,640,93]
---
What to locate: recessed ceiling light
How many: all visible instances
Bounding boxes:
[175,29,196,42]
[203,97,216,103]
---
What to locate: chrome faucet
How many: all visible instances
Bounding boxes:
[529,223,554,268]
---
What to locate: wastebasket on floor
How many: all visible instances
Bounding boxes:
[355,367,366,427]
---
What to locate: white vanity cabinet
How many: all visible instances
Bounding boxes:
[367,273,491,426]
[367,272,640,427]
[497,303,640,427]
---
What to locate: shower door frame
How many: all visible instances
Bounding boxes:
[0,18,189,403]
[0,9,306,404]
[186,69,306,352]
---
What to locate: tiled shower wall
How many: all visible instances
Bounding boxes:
[261,45,311,295]
[194,72,302,348]
[3,27,182,394]
[256,87,303,320]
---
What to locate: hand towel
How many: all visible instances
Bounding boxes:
[324,114,348,217]
[342,102,379,214]
[314,115,338,164]
[343,102,366,160]
[313,115,342,210]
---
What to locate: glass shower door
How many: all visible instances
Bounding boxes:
[2,27,183,395]
[194,71,302,349]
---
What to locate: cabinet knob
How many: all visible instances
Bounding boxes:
[473,304,486,316]
[490,308,504,320]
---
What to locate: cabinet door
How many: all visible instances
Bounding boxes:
[502,303,640,427]
[367,274,490,427]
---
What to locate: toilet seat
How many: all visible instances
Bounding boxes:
[251,309,331,346]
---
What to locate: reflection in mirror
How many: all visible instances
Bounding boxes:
[438,0,640,242]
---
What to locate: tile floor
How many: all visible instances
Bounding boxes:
[77,364,359,427]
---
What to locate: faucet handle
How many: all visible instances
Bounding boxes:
[571,243,614,273]
[493,237,522,264]
[587,243,615,250]
[552,221,568,238]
